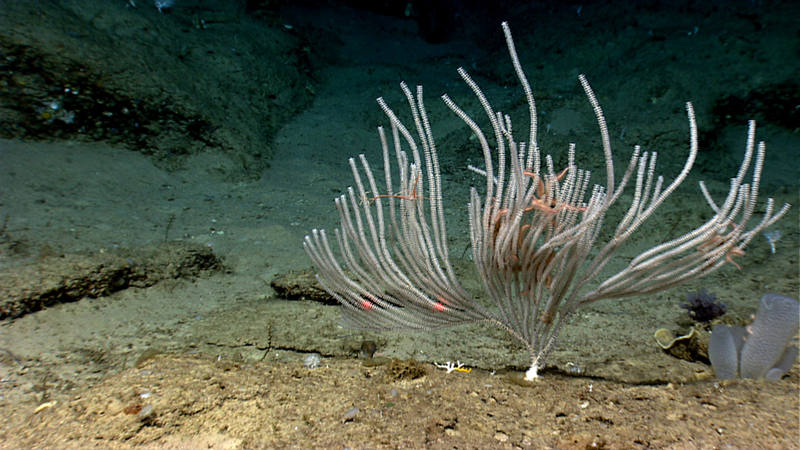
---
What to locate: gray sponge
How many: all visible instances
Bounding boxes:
[709,293,798,380]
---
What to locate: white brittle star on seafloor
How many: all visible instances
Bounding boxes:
[434,360,471,374]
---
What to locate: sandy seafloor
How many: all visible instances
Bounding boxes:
[0,1,798,448]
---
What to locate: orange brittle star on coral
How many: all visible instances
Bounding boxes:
[364,173,428,204]
[521,167,586,215]
[697,234,746,270]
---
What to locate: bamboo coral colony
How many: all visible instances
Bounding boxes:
[303,22,790,381]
